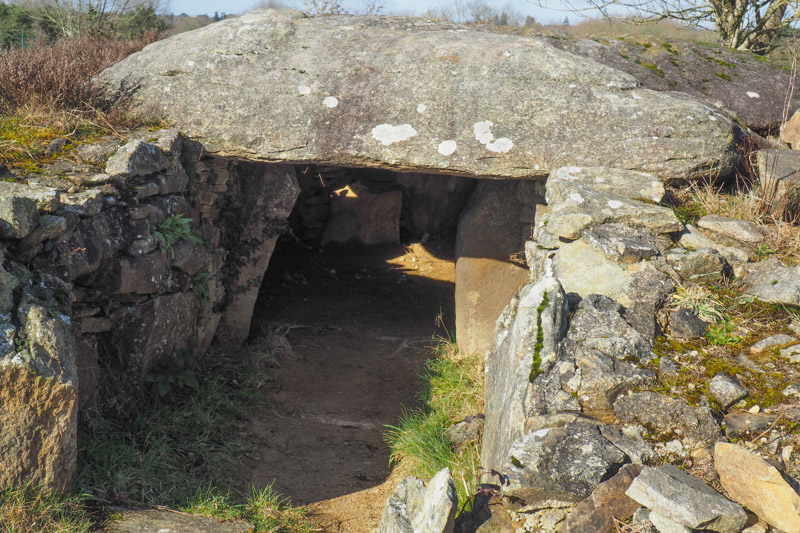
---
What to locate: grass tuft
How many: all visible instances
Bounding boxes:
[384,336,483,511]
[0,485,94,533]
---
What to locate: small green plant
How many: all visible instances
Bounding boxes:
[145,350,201,397]
[192,271,212,307]
[757,242,778,260]
[706,320,742,345]
[151,215,203,252]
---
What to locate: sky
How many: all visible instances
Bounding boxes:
[167,0,594,25]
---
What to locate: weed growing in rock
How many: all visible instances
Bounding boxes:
[151,215,203,252]
[384,335,483,510]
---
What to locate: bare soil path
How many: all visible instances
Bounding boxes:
[240,238,457,532]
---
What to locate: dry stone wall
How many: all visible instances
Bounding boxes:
[0,130,300,490]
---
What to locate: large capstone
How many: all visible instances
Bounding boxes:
[99,10,739,182]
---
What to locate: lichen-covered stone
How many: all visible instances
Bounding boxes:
[105,139,170,177]
[99,10,739,182]
[379,468,458,533]
[501,419,628,509]
[625,465,747,533]
[614,391,723,451]
[0,195,38,239]
[482,275,569,472]
[740,258,800,306]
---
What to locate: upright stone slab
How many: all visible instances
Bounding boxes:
[99,10,739,181]
[455,180,541,355]
[482,274,569,472]
[215,162,299,343]
[0,272,77,492]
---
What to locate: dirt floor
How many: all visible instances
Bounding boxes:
[241,236,457,532]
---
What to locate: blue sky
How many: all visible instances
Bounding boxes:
[168,0,592,24]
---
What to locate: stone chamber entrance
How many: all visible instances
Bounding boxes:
[231,165,474,531]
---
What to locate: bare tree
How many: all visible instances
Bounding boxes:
[552,0,800,52]
[252,0,293,8]
[22,0,166,38]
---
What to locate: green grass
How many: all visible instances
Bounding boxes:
[74,339,318,532]
[1,332,318,532]
[0,486,94,533]
[384,337,483,511]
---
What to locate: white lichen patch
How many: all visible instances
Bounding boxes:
[595,177,605,183]
[164,86,171,93]
[297,85,311,95]
[556,167,583,181]
[487,138,514,153]
[568,192,585,204]
[473,121,495,145]
[746,91,760,99]
[187,60,195,67]
[607,200,624,209]
[504,50,511,57]
[417,104,427,114]
[371,124,418,146]
[323,96,339,108]
[438,140,457,156]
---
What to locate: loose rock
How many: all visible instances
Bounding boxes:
[625,465,747,532]
[715,442,800,533]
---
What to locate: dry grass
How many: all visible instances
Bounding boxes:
[0,33,162,172]
[685,181,800,263]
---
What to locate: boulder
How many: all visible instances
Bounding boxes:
[781,109,800,147]
[80,251,168,295]
[614,391,723,451]
[723,412,775,440]
[482,275,569,471]
[544,167,681,240]
[669,308,708,339]
[665,247,729,282]
[379,468,458,533]
[0,275,77,492]
[740,258,800,306]
[625,465,747,533]
[715,442,800,533]
[455,180,539,355]
[678,224,751,275]
[33,208,135,280]
[99,10,739,181]
[0,181,60,212]
[750,333,795,353]
[105,139,170,177]
[321,182,402,246]
[697,215,765,244]
[0,195,39,240]
[501,419,628,509]
[756,149,800,214]
[561,464,644,533]
[566,294,654,413]
[544,34,798,132]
